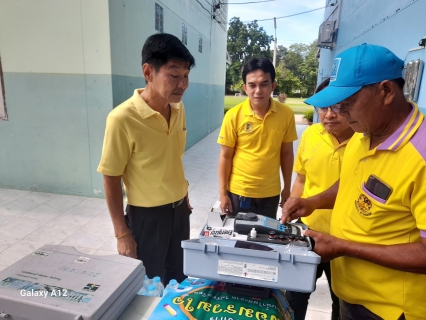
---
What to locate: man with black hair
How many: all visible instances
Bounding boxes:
[281,44,426,320]
[218,57,297,218]
[98,33,195,284]
[285,77,354,320]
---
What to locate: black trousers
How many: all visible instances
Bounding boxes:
[227,190,280,219]
[340,300,405,320]
[126,199,191,285]
[285,261,340,320]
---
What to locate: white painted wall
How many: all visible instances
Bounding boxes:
[0,0,111,74]
[108,0,227,85]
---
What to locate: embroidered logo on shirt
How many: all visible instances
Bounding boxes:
[355,194,372,216]
[244,122,254,133]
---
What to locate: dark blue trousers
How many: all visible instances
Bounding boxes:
[227,190,280,219]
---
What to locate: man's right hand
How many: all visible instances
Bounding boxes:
[117,235,137,259]
[280,197,315,224]
[219,194,233,214]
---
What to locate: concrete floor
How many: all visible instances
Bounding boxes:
[0,124,333,320]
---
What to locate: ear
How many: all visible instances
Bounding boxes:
[142,63,154,82]
[272,80,277,92]
[379,80,396,106]
[242,83,247,94]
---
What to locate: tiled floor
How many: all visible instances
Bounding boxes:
[0,124,332,319]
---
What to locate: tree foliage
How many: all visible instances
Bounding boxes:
[226,17,273,92]
[275,60,301,95]
[226,17,319,96]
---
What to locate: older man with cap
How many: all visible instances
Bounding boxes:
[281,43,426,320]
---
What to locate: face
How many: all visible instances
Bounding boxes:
[317,105,352,135]
[243,70,276,109]
[338,84,380,133]
[144,59,190,104]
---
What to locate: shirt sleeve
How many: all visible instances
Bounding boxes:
[282,108,298,143]
[411,165,426,232]
[217,110,237,147]
[294,129,307,175]
[97,115,132,176]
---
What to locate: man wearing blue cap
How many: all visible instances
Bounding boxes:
[281,43,426,320]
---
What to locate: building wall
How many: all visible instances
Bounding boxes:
[108,0,227,148]
[318,0,426,114]
[0,0,227,197]
[0,0,112,196]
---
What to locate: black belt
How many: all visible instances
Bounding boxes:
[159,197,185,208]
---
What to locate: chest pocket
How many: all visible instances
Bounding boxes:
[269,130,285,151]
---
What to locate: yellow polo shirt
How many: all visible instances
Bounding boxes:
[217,98,297,198]
[331,103,426,320]
[295,123,349,234]
[97,89,188,207]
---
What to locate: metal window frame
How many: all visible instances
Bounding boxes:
[155,3,164,33]
[182,23,187,45]
[0,54,7,121]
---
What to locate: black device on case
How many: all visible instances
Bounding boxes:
[234,213,301,237]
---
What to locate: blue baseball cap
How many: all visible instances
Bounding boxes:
[304,43,404,107]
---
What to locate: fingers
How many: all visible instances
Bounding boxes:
[117,237,138,259]
[219,195,233,214]
[279,198,287,208]
[303,229,315,238]
[280,209,291,224]
[220,205,232,214]
[220,203,228,213]
[129,248,137,259]
[223,198,233,213]
[185,196,193,210]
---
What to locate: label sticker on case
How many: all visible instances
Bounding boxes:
[74,257,90,264]
[218,260,278,282]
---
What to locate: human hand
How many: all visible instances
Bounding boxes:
[304,229,346,262]
[219,194,233,214]
[279,187,291,207]
[186,194,193,211]
[117,235,137,259]
[280,197,315,224]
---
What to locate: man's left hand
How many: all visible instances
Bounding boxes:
[186,194,193,211]
[279,187,291,207]
[304,229,347,262]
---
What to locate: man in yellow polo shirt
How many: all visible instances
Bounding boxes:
[281,44,426,320]
[218,57,297,219]
[98,33,194,285]
[285,78,354,320]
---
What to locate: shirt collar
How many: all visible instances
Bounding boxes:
[242,97,277,115]
[377,102,424,151]
[132,89,181,119]
[316,123,350,147]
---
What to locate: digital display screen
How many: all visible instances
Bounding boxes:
[265,219,279,229]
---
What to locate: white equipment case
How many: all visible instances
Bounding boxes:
[181,212,321,293]
[0,245,145,320]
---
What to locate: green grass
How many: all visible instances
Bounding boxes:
[224,95,313,114]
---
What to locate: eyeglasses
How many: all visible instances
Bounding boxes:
[315,104,341,114]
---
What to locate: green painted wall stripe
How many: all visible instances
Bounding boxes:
[0,72,224,197]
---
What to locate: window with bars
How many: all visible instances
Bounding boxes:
[182,23,187,45]
[155,3,163,33]
[198,35,203,53]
